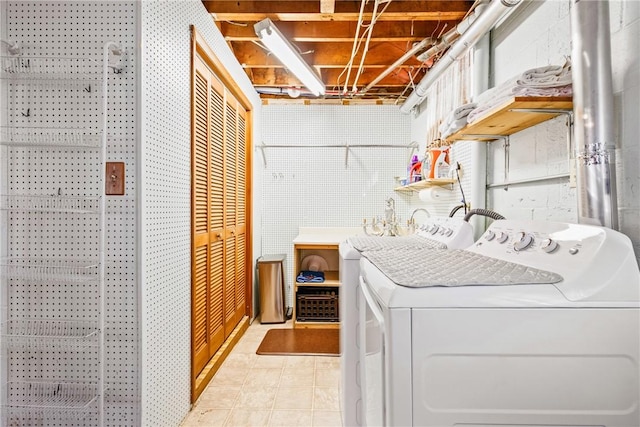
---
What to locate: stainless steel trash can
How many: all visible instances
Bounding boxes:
[257,254,286,324]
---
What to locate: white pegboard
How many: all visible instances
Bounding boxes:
[140,1,259,426]
[259,104,412,307]
[3,2,139,426]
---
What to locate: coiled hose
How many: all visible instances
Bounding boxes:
[463,208,506,222]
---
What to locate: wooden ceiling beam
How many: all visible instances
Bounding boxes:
[232,41,425,68]
[211,11,468,22]
[220,20,459,42]
[248,66,422,89]
[203,1,472,16]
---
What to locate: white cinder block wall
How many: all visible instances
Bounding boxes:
[411,0,640,262]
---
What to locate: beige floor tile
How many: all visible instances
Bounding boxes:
[182,320,344,427]
[196,386,241,409]
[253,355,287,369]
[313,387,340,411]
[223,352,257,370]
[312,410,343,427]
[315,356,340,369]
[232,338,263,354]
[223,409,271,427]
[236,385,278,409]
[269,409,314,427]
[315,368,340,388]
[284,355,316,368]
[281,366,315,386]
[273,386,314,410]
[210,366,248,387]
[243,367,283,387]
[181,408,230,427]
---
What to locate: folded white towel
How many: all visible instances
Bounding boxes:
[512,84,573,97]
[441,116,470,139]
[439,102,477,136]
[516,59,572,88]
[450,102,477,120]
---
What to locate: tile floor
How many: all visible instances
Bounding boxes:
[180,320,343,427]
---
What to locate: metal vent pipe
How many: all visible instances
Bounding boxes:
[399,0,521,114]
[571,0,618,229]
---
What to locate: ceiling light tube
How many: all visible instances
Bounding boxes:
[254,18,325,96]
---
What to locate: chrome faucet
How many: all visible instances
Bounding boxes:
[408,208,431,234]
[410,207,431,223]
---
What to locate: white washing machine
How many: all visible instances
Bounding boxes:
[339,217,474,427]
[358,220,640,426]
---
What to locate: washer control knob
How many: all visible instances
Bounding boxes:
[569,247,579,255]
[513,232,534,251]
[445,228,454,237]
[541,238,559,253]
[496,232,509,243]
[430,226,439,235]
[484,230,496,241]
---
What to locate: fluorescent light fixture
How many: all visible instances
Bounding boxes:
[254,18,325,96]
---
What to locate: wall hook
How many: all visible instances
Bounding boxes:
[21,108,30,117]
[84,84,91,93]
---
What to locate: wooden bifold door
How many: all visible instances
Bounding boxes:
[191,40,249,400]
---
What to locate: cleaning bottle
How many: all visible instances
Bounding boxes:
[435,147,450,178]
[408,154,420,182]
[427,147,441,179]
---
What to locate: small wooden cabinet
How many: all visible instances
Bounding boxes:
[292,227,360,329]
[293,243,340,328]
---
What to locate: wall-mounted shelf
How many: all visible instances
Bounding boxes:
[394,178,455,193]
[447,96,573,141]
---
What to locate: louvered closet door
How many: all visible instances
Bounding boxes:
[192,57,225,376]
[223,97,244,336]
[235,105,248,321]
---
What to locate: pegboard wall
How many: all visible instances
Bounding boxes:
[140,1,260,426]
[2,2,139,426]
[259,104,412,307]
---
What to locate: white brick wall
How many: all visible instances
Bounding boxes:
[411,0,639,263]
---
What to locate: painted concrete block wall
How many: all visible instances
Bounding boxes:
[488,0,575,221]
[489,0,640,262]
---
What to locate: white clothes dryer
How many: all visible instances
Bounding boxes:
[358,220,640,427]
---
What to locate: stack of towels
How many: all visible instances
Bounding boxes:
[439,102,478,139]
[466,58,573,124]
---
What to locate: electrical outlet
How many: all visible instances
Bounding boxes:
[106,162,125,195]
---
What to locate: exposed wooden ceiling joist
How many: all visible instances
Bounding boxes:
[203,0,474,100]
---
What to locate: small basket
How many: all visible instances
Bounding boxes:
[296,287,339,322]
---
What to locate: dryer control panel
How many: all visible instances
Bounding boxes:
[469,220,640,302]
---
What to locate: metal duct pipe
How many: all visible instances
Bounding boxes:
[357,37,436,96]
[359,1,487,97]
[571,0,618,229]
[400,0,521,114]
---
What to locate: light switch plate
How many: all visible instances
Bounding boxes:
[106,162,125,195]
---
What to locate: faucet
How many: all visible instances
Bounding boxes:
[408,208,431,233]
[410,207,431,223]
